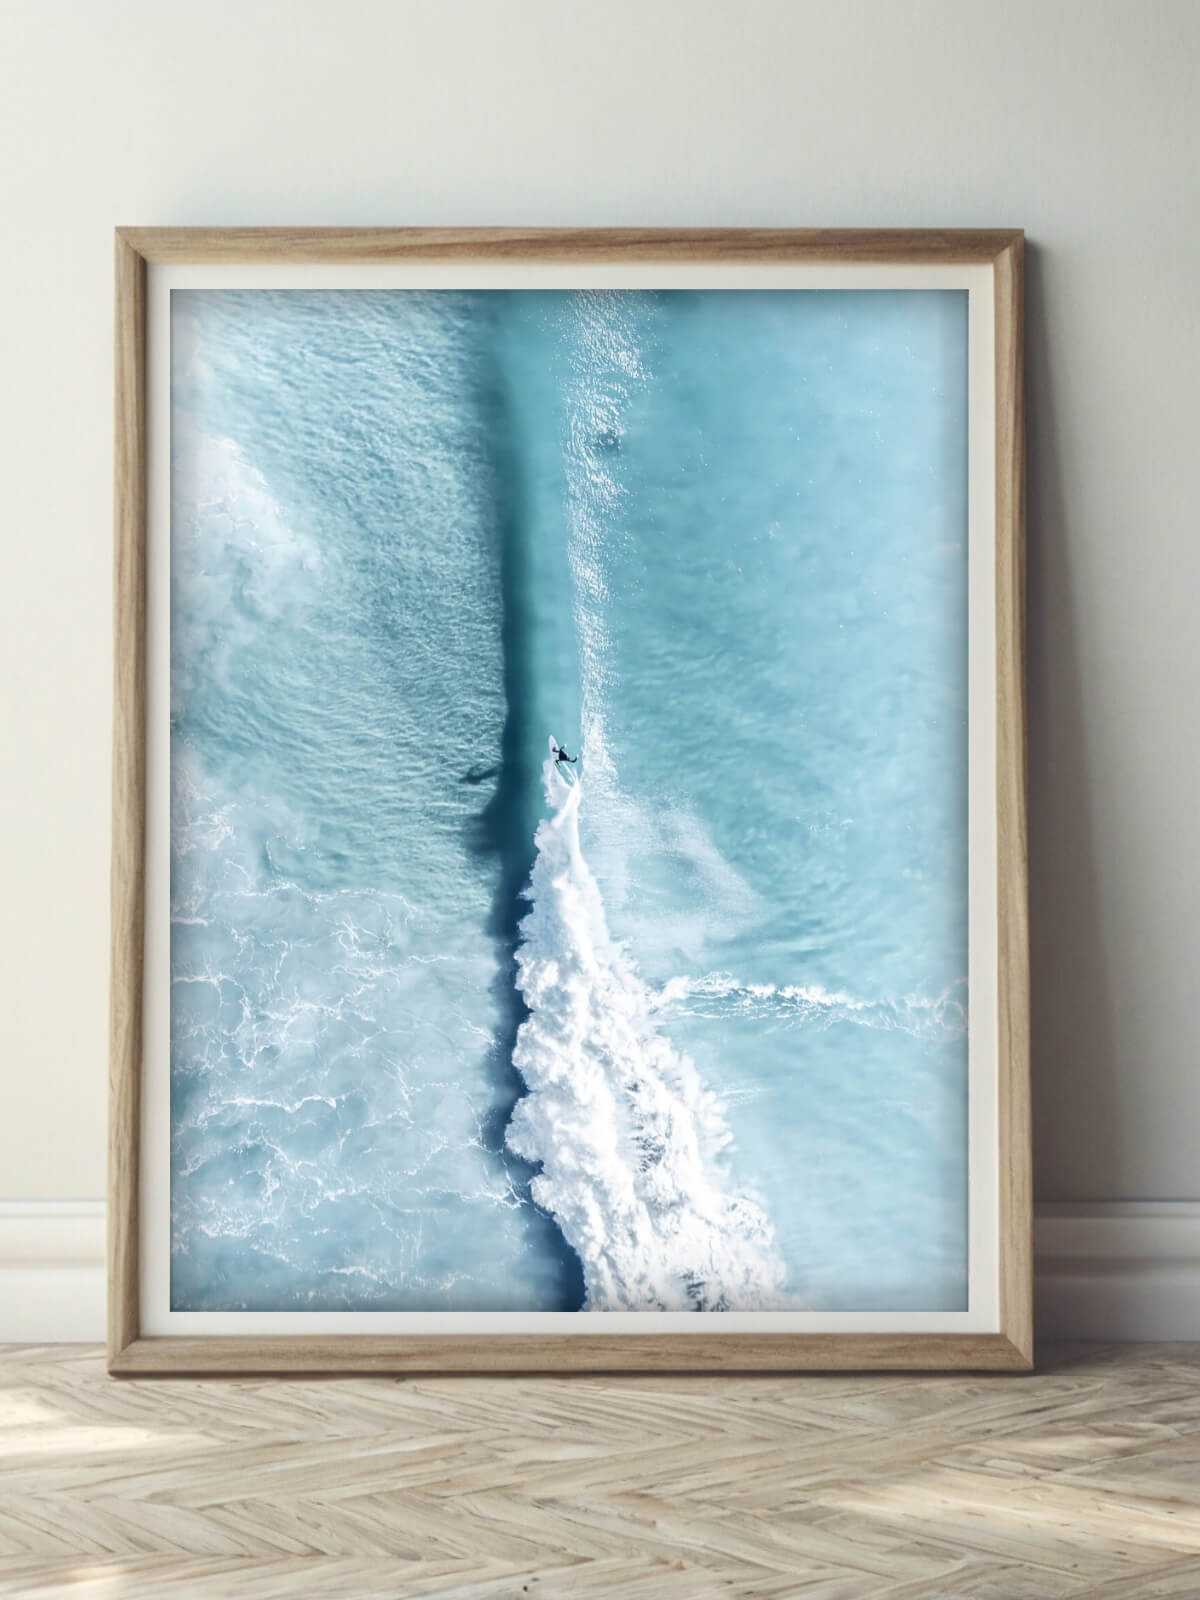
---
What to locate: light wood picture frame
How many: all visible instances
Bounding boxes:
[111,228,1028,1375]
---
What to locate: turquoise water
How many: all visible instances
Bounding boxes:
[170,287,968,1312]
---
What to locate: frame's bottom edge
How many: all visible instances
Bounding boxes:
[108,1332,1033,1377]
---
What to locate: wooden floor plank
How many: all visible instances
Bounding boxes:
[2,1344,1199,1596]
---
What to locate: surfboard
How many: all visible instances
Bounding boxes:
[549,735,577,784]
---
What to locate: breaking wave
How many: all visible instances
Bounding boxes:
[505,755,787,1311]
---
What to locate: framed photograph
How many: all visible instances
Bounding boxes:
[110,228,1028,1374]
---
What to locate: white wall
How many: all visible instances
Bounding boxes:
[2,0,1198,1332]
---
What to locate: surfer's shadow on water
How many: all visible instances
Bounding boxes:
[459,764,501,787]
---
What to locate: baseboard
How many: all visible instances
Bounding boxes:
[1035,1202,1200,1342]
[0,1201,106,1343]
[2,1201,1198,1345]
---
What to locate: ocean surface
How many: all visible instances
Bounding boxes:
[170,286,969,1312]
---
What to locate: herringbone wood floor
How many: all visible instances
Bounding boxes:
[1,1344,1198,1597]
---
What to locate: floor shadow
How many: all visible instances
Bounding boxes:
[465,344,586,1311]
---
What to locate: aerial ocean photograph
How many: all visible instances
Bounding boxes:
[168,285,970,1314]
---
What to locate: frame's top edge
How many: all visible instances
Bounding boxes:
[115,226,1024,267]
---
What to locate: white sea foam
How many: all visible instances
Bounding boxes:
[652,972,968,1040]
[506,757,786,1311]
[170,423,322,711]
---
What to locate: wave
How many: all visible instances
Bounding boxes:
[505,755,786,1311]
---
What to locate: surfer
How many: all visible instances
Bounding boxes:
[552,740,577,766]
